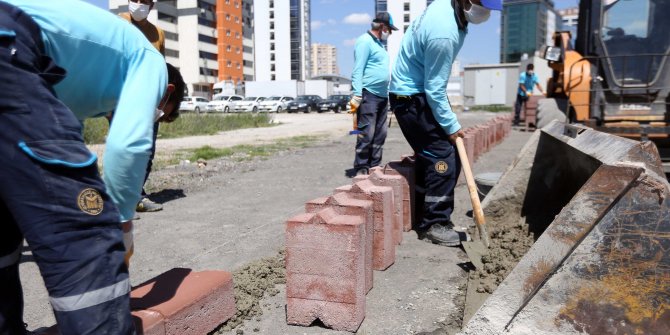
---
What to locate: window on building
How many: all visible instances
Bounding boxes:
[164,31,178,41]
[226,14,230,21]
[404,14,410,23]
[235,16,239,23]
[199,51,217,61]
[235,32,240,39]
[227,61,232,68]
[404,25,409,32]
[404,2,410,11]
[158,12,177,24]
[227,45,232,52]
[226,30,231,36]
[270,43,275,51]
[237,63,241,69]
[236,47,241,54]
[198,34,217,44]
[270,22,275,30]
[165,49,179,58]
[271,75,276,80]
[270,11,274,19]
[270,1,274,9]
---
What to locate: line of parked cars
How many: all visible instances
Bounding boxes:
[180,94,351,114]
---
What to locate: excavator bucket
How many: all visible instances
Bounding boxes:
[462,120,670,334]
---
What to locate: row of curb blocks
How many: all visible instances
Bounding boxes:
[462,114,513,168]
[43,116,512,335]
[286,160,416,332]
[285,115,513,332]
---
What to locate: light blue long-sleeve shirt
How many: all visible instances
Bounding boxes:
[390,0,467,135]
[351,32,390,97]
[5,0,167,221]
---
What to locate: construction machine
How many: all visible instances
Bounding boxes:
[539,0,670,172]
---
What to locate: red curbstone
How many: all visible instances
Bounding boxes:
[384,157,416,232]
[132,310,166,335]
[305,193,374,292]
[130,268,236,335]
[346,179,396,270]
[362,167,406,244]
[285,210,366,332]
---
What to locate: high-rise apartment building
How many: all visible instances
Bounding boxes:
[376,0,435,68]
[254,0,310,81]
[500,0,561,63]
[311,43,338,77]
[216,0,243,85]
[110,0,249,97]
[558,7,578,41]
[242,0,255,81]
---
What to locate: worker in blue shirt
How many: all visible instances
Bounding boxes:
[349,12,398,176]
[513,63,546,126]
[0,0,184,333]
[389,0,502,247]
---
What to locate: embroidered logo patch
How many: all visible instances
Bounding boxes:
[435,161,449,174]
[78,188,103,216]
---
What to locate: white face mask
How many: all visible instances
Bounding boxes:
[381,30,390,41]
[463,0,491,24]
[129,2,151,21]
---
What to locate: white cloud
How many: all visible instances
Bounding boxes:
[312,19,338,30]
[343,38,357,46]
[343,13,372,25]
[312,20,326,30]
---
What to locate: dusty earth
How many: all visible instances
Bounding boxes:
[20,112,533,334]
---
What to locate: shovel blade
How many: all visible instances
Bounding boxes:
[462,241,488,269]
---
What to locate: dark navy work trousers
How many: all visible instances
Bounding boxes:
[353,89,388,170]
[390,93,461,231]
[0,3,134,334]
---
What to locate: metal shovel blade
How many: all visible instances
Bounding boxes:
[462,240,488,269]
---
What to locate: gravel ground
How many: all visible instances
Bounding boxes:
[19,111,532,334]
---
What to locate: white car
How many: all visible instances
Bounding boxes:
[180,96,209,113]
[258,96,294,113]
[232,97,266,113]
[206,95,243,113]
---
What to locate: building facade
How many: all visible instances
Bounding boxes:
[500,0,561,63]
[558,7,579,43]
[110,0,252,97]
[311,43,339,77]
[242,0,255,81]
[376,0,434,68]
[254,0,310,82]
[216,0,243,85]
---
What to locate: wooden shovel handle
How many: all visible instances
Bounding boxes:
[455,137,490,248]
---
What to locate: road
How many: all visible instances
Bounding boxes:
[20,112,532,334]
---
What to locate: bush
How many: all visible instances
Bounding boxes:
[471,105,512,113]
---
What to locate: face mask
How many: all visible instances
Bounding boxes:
[463,0,491,24]
[381,30,390,41]
[527,70,534,76]
[129,2,151,21]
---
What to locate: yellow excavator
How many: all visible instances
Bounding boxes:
[539,0,670,172]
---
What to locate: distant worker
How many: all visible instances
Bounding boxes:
[0,0,183,333]
[389,0,502,246]
[513,63,546,126]
[350,12,397,176]
[120,0,167,212]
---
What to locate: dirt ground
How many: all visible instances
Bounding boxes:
[20,112,532,334]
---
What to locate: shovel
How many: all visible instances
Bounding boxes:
[455,137,490,269]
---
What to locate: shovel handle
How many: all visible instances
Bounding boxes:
[455,137,490,248]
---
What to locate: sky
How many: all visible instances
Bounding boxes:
[84,0,579,78]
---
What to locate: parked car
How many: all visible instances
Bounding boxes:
[258,96,293,113]
[317,94,350,113]
[180,96,209,113]
[206,95,243,113]
[286,95,322,113]
[232,96,266,113]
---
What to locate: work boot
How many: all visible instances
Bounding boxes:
[425,222,461,247]
[136,198,163,212]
